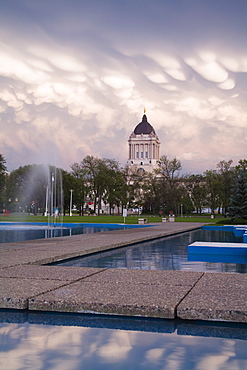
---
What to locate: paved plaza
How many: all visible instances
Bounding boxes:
[0,222,246,323]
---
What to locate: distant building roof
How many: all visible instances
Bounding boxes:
[134,114,156,135]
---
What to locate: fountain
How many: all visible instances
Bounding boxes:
[0,164,66,242]
[45,168,64,227]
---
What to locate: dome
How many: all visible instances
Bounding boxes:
[134,114,156,135]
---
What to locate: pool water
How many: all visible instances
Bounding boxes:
[1,228,247,368]
[0,310,246,370]
[53,229,247,273]
[0,222,146,244]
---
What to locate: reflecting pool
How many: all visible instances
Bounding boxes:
[0,222,146,244]
[0,310,246,370]
[53,229,247,274]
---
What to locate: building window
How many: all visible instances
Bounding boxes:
[141,152,144,158]
[146,152,148,158]
[136,152,139,158]
[137,168,145,174]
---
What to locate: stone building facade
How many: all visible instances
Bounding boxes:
[127,112,160,173]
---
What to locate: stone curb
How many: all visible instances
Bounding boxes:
[0,223,246,323]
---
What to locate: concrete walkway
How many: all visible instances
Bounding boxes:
[0,222,246,323]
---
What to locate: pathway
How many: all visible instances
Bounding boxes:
[0,222,246,323]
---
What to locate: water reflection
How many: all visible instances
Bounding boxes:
[54,230,247,274]
[0,311,246,370]
[0,223,141,244]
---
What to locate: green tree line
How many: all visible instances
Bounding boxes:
[1,154,247,220]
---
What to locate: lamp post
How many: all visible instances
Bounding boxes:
[51,173,55,216]
[44,186,49,216]
[70,189,74,216]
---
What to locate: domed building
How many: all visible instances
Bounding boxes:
[127,111,160,173]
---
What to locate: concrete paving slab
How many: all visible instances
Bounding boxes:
[0,266,104,281]
[0,247,68,267]
[28,280,192,319]
[177,273,247,323]
[0,278,70,309]
[1,222,246,323]
[82,268,203,287]
[0,222,203,267]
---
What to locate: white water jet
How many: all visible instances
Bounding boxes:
[45,167,64,227]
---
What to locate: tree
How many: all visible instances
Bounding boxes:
[142,172,162,215]
[229,170,247,221]
[103,168,126,215]
[62,170,83,215]
[186,174,207,214]
[70,163,90,215]
[156,155,182,214]
[6,164,45,213]
[73,156,121,216]
[6,164,63,215]
[216,160,235,216]
[180,193,194,216]
[156,155,182,187]
[204,170,221,215]
[236,159,247,174]
[0,154,7,210]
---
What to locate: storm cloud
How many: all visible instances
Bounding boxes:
[0,0,247,173]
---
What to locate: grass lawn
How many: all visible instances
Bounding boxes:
[0,214,228,224]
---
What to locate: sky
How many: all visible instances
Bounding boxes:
[0,0,247,174]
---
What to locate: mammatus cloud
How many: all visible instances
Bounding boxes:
[1,320,245,368]
[0,1,246,173]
